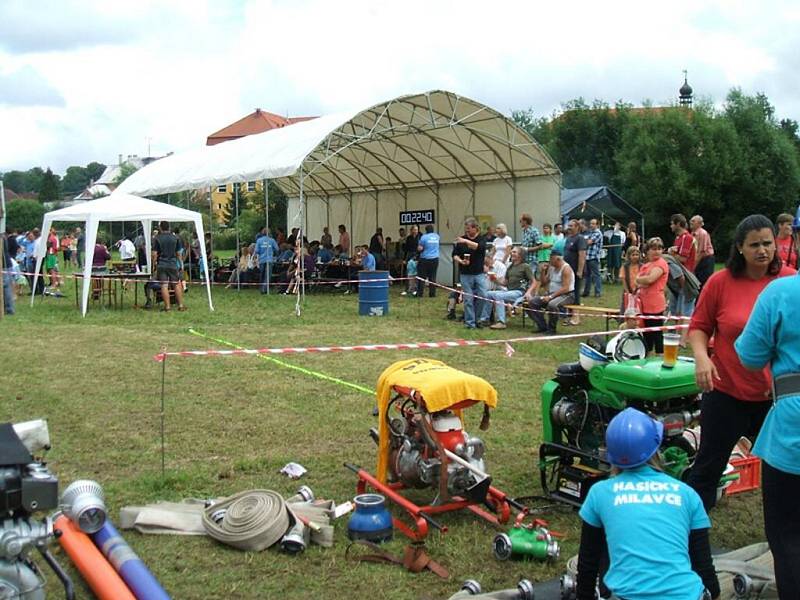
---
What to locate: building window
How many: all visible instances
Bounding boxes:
[247,181,257,193]
[217,204,223,210]
[217,184,227,193]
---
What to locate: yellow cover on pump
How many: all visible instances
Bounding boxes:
[375,358,498,482]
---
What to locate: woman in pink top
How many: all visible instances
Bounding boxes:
[635,237,669,354]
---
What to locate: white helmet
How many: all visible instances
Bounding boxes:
[606,331,647,362]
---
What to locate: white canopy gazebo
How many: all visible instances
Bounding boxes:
[32,192,213,316]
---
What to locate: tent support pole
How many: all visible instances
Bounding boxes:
[471,185,476,217]
[326,196,330,239]
[512,177,518,241]
[296,168,305,316]
[207,188,213,267]
[268,179,269,233]
[235,183,240,291]
[349,193,354,255]
[264,179,270,295]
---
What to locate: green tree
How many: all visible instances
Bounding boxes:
[240,181,288,233]
[39,168,61,203]
[62,166,90,195]
[26,167,45,194]
[711,90,800,252]
[86,161,106,182]
[1,170,29,193]
[6,198,46,231]
[615,106,740,244]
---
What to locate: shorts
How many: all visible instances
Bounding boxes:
[45,254,57,270]
[157,266,180,283]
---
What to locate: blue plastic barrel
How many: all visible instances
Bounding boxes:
[358,270,389,316]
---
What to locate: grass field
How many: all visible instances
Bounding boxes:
[0,269,764,599]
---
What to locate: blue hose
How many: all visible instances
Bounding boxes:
[90,521,171,600]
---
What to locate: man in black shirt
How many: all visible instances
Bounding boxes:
[151,221,186,311]
[452,217,489,329]
[563,219,587,324]
[369,227,385,269]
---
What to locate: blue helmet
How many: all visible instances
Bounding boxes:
[793,205,800,232]
[606,408,664,469]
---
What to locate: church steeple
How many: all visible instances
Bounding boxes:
[679,70,693,108]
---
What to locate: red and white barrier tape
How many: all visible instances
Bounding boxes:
[416,277,691,322]
[153,323,687,362]
[2,268,412,287]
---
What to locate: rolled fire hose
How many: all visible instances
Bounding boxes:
[201,489,292,551]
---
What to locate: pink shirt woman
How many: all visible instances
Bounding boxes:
[635,237,669,353]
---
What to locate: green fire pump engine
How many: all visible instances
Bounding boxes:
[539,354,701,506]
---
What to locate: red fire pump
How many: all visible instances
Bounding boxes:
[345,359,522,541]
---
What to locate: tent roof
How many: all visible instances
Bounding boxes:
[118,90,560,198]
[560,186,642,221]
[44,192,201,222]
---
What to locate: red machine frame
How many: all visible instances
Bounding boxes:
[348,385,520,541]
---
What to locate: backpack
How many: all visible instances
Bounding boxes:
[664,254,701,301]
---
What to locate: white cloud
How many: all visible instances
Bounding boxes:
[1,0,798,174]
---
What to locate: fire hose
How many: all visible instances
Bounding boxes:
[201,490,291,551]
[560,543,777,599]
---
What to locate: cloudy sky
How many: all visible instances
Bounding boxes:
[1,0,798,175]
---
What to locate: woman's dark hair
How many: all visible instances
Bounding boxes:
[726,214,782,277]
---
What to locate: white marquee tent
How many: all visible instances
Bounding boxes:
[118,90,562,282]
[32,193,213,316]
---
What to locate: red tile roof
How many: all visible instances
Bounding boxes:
[206,108,317,146]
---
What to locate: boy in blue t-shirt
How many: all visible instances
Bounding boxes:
[402,254,418,296]
[576,408,719,600]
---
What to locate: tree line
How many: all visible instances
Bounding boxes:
[1,162,107,201]
[513,88,800,254]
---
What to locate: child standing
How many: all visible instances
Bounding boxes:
[402,254,418,296]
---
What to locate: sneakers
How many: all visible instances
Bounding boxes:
[144,301,153,310]
[477,320,490,329]
[400,291,408,296]
[446,310,456,320]
[489,322,506,330]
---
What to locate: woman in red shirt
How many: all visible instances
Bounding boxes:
[687,214,795,509]
[635,237,669,354]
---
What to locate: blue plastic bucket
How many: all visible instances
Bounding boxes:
[358,270,389,316]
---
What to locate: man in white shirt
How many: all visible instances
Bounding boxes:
[117,237,136,261]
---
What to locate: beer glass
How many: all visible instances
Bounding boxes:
[662,333,680,368]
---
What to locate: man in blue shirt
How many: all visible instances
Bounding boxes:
[416,224,440,297]
[581,218,604,297]
[736,246,800,596]
[359,246,376,271]
[255,227,279,294]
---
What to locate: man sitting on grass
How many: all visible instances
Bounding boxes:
[152,221,186,312]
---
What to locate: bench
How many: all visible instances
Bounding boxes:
[563,304,619,331]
